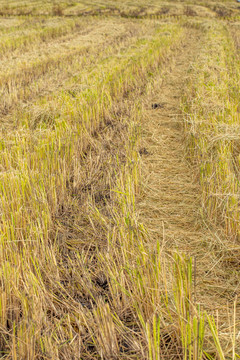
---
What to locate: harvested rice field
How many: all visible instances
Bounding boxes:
[0,0,240,359]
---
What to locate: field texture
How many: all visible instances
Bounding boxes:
[0,0,240,359]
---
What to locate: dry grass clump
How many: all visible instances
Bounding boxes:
[52,3,64,16]
[230,22,240,49]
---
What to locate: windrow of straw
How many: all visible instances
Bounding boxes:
[0,23,185,358]
[0,18,150,118]
[0,16,93,57]
[183,22,240,240]
[0,0,217,18]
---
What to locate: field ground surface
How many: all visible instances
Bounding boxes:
[1,0,240,359]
